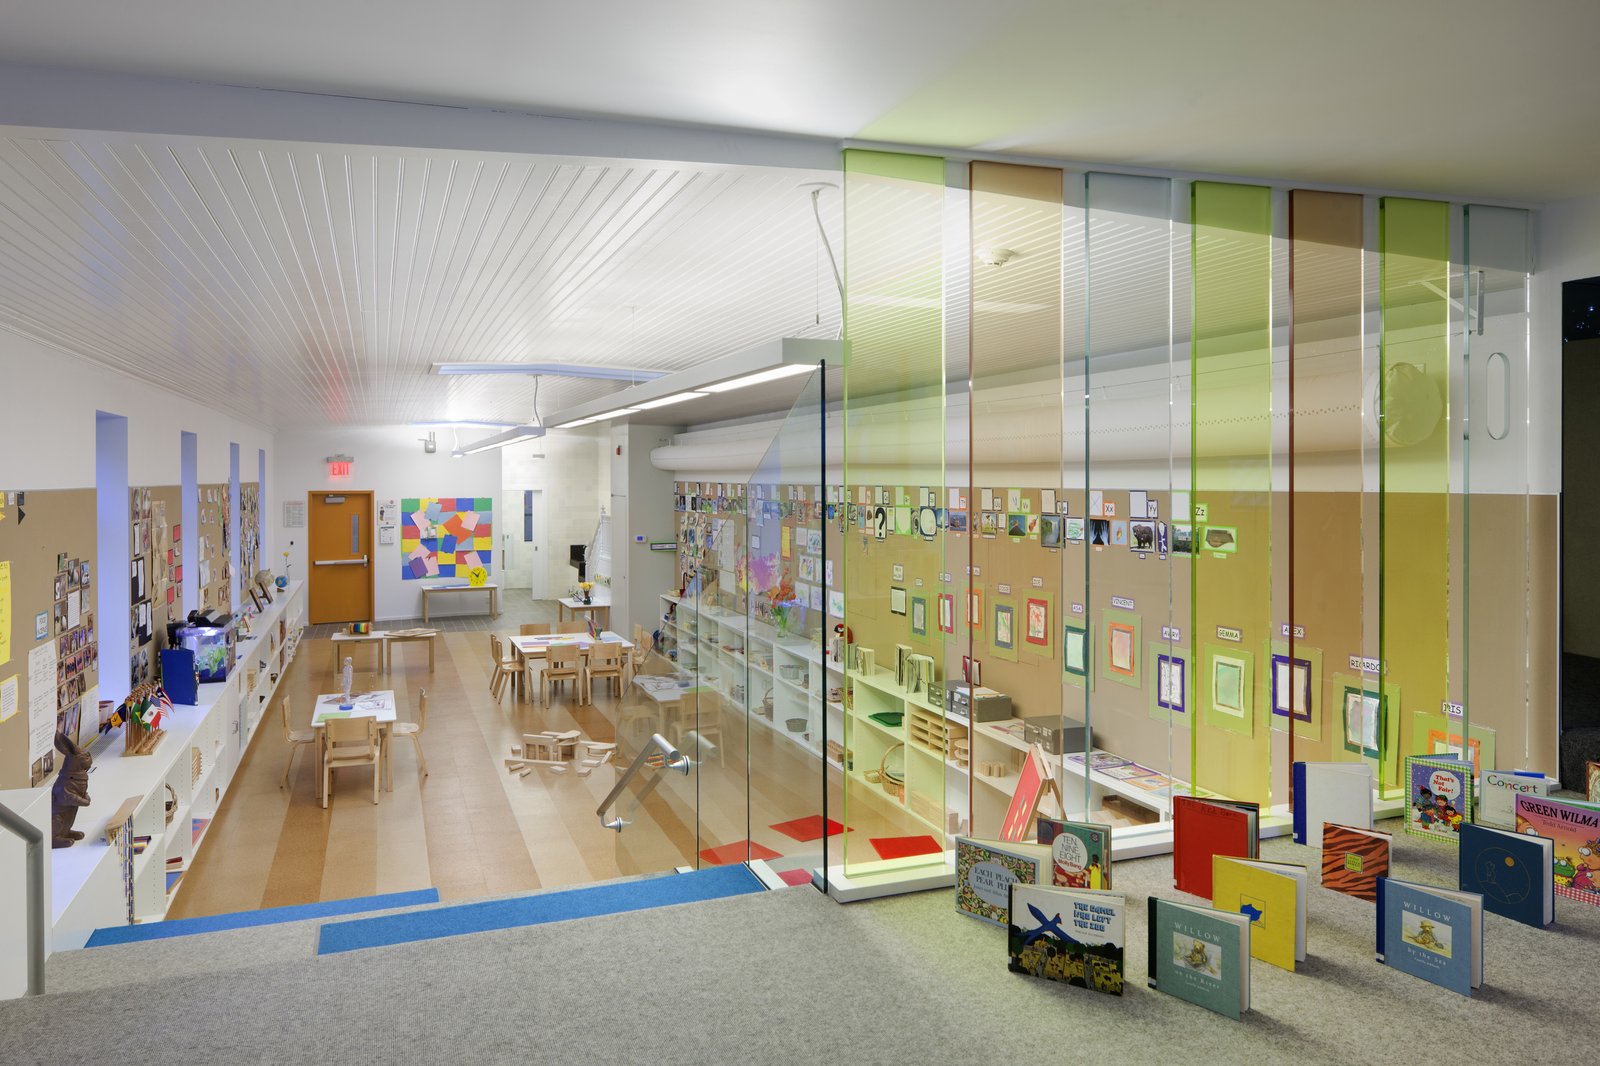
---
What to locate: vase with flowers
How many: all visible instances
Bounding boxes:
[578,581,594,605]
[762,576,802,637]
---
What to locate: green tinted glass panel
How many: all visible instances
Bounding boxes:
[1190,181,1272,804]
[1378,197,1449,795]
[841,149,947,878]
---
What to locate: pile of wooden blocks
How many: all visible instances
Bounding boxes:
[505,730,619,779]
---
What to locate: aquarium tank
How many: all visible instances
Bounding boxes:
[176,624,236,683]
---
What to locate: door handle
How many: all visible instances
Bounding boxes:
[314,556,369,566]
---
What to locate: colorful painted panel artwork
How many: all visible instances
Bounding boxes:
[400,497,493,580]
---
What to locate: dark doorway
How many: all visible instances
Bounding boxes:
[1559,276,1600,785]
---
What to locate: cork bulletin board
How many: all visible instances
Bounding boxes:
[197,482,231,614]
[0,489,99,790]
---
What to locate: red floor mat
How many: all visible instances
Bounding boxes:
[868,834,944,861]
[699,840,784,866]
[768,815,848,843]
[777,868,814,887]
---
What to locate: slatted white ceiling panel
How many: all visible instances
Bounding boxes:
[0,130,843,427]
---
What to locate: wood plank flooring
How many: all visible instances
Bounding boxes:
[170,614,928,919]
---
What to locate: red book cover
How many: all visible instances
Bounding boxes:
[1173,796,1258,899]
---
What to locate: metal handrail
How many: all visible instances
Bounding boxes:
[0,800,45,996]
[596,733,691,832]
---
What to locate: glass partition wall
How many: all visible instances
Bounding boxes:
[825,149,1540,894]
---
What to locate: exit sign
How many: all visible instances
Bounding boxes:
[327,454,355,479]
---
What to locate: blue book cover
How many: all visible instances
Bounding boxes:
[1377,877,1483,996]
[1460,823,1554,927]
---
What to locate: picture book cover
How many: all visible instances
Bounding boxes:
[1460,822,1554,927]
[956,837,1050,926]
[1403,754,1473,843]
[1514,794,1600,905]
[1376,877,1483,997]
[1173,796,1260,900]
[1479,769,1553,830]
[1007,883,1125,995]
[1321,823,1391,902]
[1292,761,1373,847]
[1036,817,1112,890]
[1212,857,1307,972]
[1147,897,1252,1019]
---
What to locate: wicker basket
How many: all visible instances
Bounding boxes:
[871,743,905,801]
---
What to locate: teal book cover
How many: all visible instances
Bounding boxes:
[1147,897,1251,1019]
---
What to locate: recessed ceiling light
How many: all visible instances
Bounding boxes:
[700,364,815,393]
[631,391,708,410]
[432,362,664,382]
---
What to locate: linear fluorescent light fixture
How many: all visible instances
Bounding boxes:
[459,424,548,454]
[699,363,816,393]
[410,419,519,429]
[630,391,708,410]
[433,362,665,382]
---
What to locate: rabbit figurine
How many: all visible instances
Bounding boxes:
[51,731,93,848]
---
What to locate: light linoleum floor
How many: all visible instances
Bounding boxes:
[170,597,912,918]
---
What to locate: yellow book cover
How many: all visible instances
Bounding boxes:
[1211,856,1307,972]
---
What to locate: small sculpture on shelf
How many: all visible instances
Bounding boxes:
[51,731,93,848]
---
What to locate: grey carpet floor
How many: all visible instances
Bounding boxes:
[2,822,1588,1065]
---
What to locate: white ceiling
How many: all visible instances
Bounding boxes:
[0,131,842,427]
[0,1,1584,433]
[0,0,1593,203]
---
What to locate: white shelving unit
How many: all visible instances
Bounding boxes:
[660,594,836,766]
[47,581,306,949]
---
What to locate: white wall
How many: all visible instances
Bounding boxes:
[272,426,501,622]
[0,331,273,495]
[608,422,682,639]
[500,427,610,602]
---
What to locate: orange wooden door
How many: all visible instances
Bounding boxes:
[308,491,374,624]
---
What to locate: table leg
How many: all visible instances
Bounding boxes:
[382,728,392,792]
[491,587,499,617]
[428,636,435,672]
[422,591,430,624]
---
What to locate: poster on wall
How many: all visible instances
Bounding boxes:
[27,640,57,785]
[401,497,493,580]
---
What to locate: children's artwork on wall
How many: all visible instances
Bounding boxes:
[1089,490,1105,517]
[980,511,999,537]
[949,510,968,533]
[828,589,845,618]
[1203,526,1238,553]
[1006,513,1028,538]
[1040,514,1063,549]
[994,603,1015,651]
[1066,517,1085,543]
[1089,519,1110,546]
[938,593,955,634]
[1155,650,1187,717]
[401,497,493,580]
[1271,654,1313,723]
[1342,686,1383,758]
[1025,598,1049,647]
[890,586,907,615]
[1108,623,1136,677]
[1064,625,1089,680]
[1128,521,1155,553]
[911,595,927,636]
[1205,646,1255,737]
[1110,521,1129,546]
[968,589,983,631]
[1171,524,1194,554]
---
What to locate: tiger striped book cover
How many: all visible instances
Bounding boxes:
[1321,823,1390,902]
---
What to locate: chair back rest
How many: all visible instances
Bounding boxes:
[547,643,582,670]
[521,623,552,635]
[557,621,590,634]
[326,715,377,752]
[633,623,646,647]
[280,696,293,739]
[591,641,623,667]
